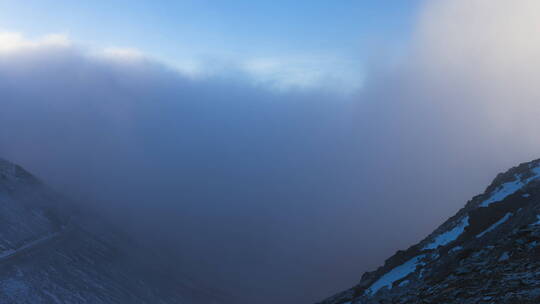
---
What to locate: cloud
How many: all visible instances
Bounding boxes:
[241,55,363,91]
[405,0,540,160]
[0,31,360,304]
[0,31,360,91]
[99,47,146,61]
[0,31,71,53]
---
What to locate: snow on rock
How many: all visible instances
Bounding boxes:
[480,176,524,207]
[480,166,540,207]
[450,246,463,253]
[423,216,469,250]
[318,160,540,304]
[398,280,410,287]
[476,213,513,238]
[498,252,510,262]
[365,255,426,295]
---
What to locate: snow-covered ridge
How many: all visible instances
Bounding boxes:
[420,164,540,253]
[480,165,540,207]
[317,159,540,304]
[423,216,469,250]
[365,255,426,295]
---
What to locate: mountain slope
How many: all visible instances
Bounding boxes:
[0,158,230,304]
[318,158,540,304]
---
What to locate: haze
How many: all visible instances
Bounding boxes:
[1,1,539,303]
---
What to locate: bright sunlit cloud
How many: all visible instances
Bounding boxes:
[0,31,71,53]
[0,30,361,92]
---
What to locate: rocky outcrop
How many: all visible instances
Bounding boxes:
[317,159,540,304]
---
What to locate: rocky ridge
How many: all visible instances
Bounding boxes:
[317,158,540,304]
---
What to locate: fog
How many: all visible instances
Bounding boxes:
[2,1,540,303]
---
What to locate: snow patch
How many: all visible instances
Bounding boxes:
[423,216,469,250]
[498,251,510,261]
[533,215,540,225]
[476,213,512,238]
[398,280,410,287]
[365,255,426,295]
[480,166,540,207]
[450,246,463,253]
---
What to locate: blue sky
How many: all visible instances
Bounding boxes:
[0,0,423,90]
